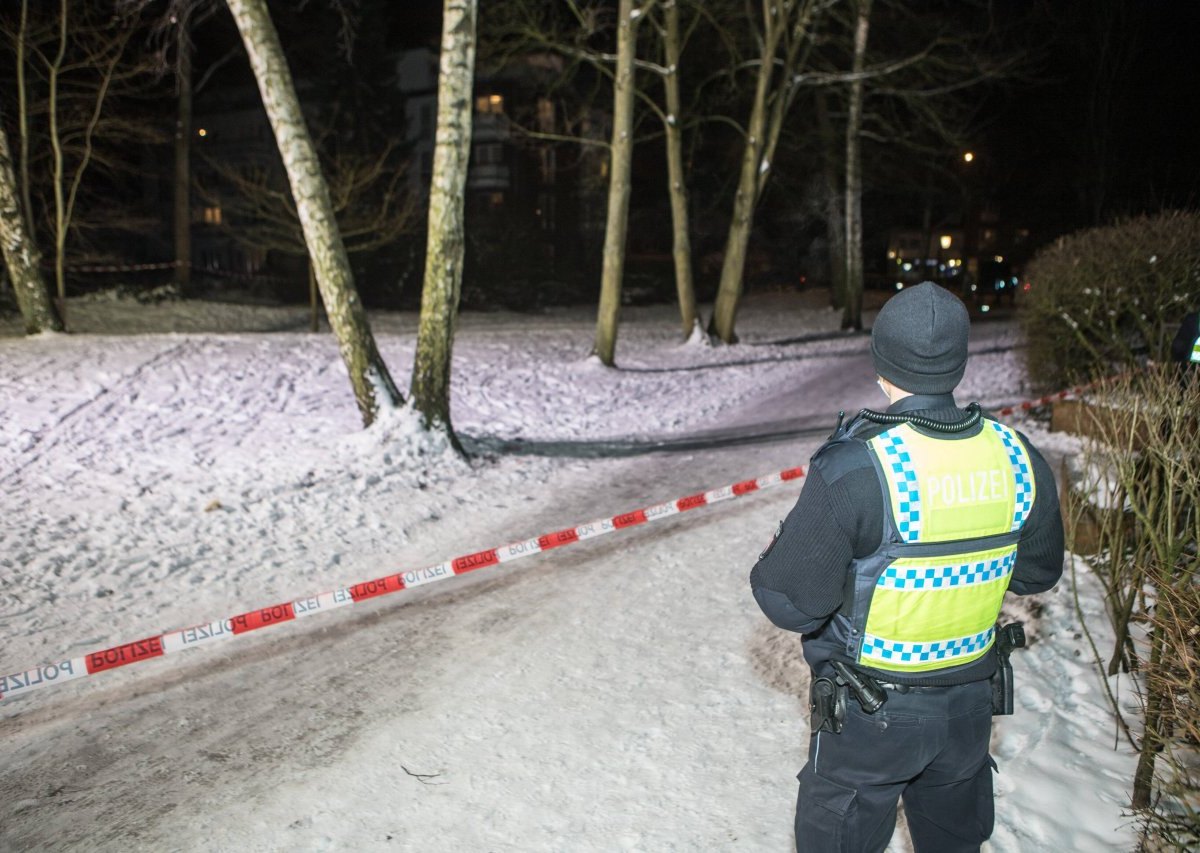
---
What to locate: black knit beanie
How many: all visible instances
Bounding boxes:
[871,281,969,394]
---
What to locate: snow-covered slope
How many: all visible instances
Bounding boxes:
[0,292,1137,850]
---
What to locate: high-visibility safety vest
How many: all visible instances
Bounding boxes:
[1191,333,1200,363]
[837,418,1035,675]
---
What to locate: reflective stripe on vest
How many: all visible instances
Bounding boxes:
[1191,333,1200,363]
[858,421,1034,673]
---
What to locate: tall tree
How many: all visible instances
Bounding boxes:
[410,0,477,445]
[708,0,817,345]
[45,0,133,323]
[840,0,870,330]
[593,0,657,366]
[815,89,846,309]
[14,0,34,236]
[657,0,698,339]
[0,118,62,333]
[225,0,402,426]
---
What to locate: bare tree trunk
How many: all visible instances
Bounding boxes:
[815,90,845,310]
[662,0,697,339]
[708,11,785,345]
[226,0,402,427]
[411,0,476,447]
[0,121,62,334]
[47,0,68,323]
[16,0,34,236]
[709,0,815,344]
[173,23,192,295]
[841,0,871,331]
[592,0,644,367]
[42,0,129,329]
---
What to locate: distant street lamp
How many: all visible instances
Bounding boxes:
[963,151,975,163]
[940,234,953,250]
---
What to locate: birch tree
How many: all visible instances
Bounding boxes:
[593,0,657,366]
[225,0,402,427]
[0,119,62,333]
[658,0,698,338]
[14,0,34,236]
[708,0,818,344]
[410,0,477,444]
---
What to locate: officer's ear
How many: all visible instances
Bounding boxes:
[877,376,897,401]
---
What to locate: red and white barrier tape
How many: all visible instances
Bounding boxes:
[993,371,1133,416]
[994,388,1081,416]
[0,467,805,704]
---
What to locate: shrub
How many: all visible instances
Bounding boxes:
[1020,211,1200,388]
[1064,367,1200,850]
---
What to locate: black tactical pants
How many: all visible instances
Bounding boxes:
[794,677,996,853]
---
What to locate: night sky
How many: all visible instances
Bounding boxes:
[980,0,1200,236]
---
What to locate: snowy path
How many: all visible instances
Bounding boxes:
[2,438,812,851]
[0,294,1137,851]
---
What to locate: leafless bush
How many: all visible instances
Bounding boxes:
[1066,366,1199,849]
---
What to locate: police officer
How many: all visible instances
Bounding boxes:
[1170,309,1199,370]
[750,281,1064,852]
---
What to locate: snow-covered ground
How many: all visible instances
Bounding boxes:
[0,290,1140,850]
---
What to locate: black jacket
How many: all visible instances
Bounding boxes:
[749,393,1064,686]
[1171,311,1199,365]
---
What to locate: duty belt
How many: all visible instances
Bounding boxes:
[874,681,954,693]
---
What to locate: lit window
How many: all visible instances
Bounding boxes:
[475,93,504,115]
[202,206,222,225]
